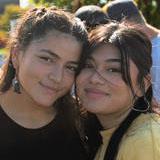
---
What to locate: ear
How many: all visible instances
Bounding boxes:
[11,47,20,70]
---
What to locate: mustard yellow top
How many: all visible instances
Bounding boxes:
[94,113,160,160]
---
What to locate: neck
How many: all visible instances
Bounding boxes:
[0,88,56,129]
[96,107,131,130]
[126,21,160,40]
[141,24,160,40]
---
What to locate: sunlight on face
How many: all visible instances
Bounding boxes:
[77,44,141,115]
[17,31,82,107]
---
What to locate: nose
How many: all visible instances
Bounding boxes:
[48,66,63,83]
[89,69,105,85]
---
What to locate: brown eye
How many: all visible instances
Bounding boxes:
[39,56,53,63]
[106,68,121,73]
[66,65,78,73]
[84,62,95,69]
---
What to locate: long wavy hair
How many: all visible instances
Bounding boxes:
[0,7,89,148]
[76,22,152,160]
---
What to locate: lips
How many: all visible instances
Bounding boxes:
[85,88,108,99]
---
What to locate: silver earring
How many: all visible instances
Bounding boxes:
[12,76,21,94]
[132,97,150,112]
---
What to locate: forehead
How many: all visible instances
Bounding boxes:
[24,31,82,61]
[34,30,75,43]
[91,43,139,74]
[91,44,121,61]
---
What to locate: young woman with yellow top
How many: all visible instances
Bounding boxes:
[76,22,160,160]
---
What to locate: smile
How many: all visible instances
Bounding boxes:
[85,88,109,99]
[39,82,59,94]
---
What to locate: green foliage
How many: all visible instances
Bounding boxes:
[52,0,73,10]
[0,5,26,49]
[29,0,100,11]
[0,31,8,49]
[0,4,25,31]
[136,0,160,28]
[29,0,70,8]
[81,0,99,5]
[29,0,54,7]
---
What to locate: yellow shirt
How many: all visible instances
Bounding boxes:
[94,113,160,160]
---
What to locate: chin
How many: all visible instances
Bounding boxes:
[41,96,58,106]
[34,99,54,108]
[84,105,100,114]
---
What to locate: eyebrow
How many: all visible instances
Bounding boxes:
[40,49,60,59]
[105,58,121,63]
[40,49,79,65]
[88,56,121,63]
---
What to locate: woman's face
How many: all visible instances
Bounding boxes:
[14,31,82,107]
[76,44,142,116]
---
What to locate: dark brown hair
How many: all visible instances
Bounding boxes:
[88,22,152,95]
[78,22,152,160]
[0,7,89,150]
[0,7,88,92]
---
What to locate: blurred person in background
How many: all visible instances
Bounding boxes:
[75,5,109,31]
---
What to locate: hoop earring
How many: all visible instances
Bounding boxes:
[12,76,21,94]
[132,96,150,112]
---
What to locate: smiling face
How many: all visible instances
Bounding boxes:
[76,44,142,116]
[14,31,82,107]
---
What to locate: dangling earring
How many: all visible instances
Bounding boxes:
[77,97,87,115]
[132,96,150,112]
[12,76,21,94]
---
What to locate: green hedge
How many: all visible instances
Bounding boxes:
[136,0,160,28]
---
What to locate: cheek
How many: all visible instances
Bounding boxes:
[19,63,40,80]
[76,76,87,97]
[77,71,89,85]
[76,75,84,88]
[111,80,133,101]
[18,64,31,83]
[18,60,49,88]
[62,74,75,90]
[116,85,133,106]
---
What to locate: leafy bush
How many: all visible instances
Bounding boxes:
[29,0,100,12]
[0,31,8,49]
[0,4,26,31]
[136,0,160,28]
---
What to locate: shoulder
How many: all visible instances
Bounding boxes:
[117,113,160,160]
[123,113,160,143]
[152,33,160,44]
[126,113,160,136]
